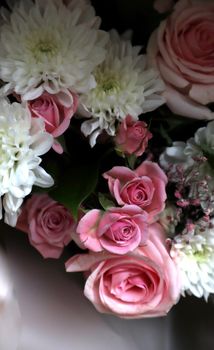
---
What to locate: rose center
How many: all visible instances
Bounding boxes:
[110,220,135,242]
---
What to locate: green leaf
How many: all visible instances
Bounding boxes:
[50,161,99,220]
[98,193,115,210]
[127,154,137,169]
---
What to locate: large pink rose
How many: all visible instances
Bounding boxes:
[115,115,152,157]
[103,161,167,222]
[148,0,214,120]
[76,205,148,255]
[28,90,78,153]
[66,223,181,318]
[17,194,75,259]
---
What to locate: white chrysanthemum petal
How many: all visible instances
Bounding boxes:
[80,30,165,146]
[0,0,108,100]
[160,141,194,174]
[33,166,54,188]
[0,99,53,226]
[171,221,214,300]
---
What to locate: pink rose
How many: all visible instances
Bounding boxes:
[28,90,78,154]
[148,0,214,120]
[103,161,167,222]
[66,223,181,318]
[17,194,75,259]
[76,205,148,255]
[115,115,152,157]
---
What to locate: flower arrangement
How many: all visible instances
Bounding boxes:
[0,0,213,320]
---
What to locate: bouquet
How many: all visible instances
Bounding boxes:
[0,0,213,320]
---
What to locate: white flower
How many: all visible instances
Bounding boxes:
[185,121,214,159]
[160,141,194,175]
[159,204,181,237]
[160,122,214,179]
[80,30,165,147]
[0,99,53,226]
[171,220,214,300]
[161,121,214,171]
[160,122,214,213]
[0,0,108,100]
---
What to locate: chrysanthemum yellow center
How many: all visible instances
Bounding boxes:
[36,40,56,54]
[95,69,121,94]
[192,248,211,263]
[27,34,58,61]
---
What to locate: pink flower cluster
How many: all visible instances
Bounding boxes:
[68,160,181,318]
[67,224,180,318]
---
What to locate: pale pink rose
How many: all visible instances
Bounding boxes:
[66,223,181,318]
[115,115,152,157]
[17,194,75,259]
[103,161,167,222]
[148,0,214,120]
[28,90,78,154]
[76,205,148,255]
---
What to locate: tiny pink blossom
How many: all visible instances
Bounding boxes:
[17,194,75,259]
[115,115,152,157]
[77,205,148,255]
[66,223,181,318]
[28,90,78,154]
[103,161,168,222]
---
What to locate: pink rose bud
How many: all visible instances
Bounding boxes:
[148,0,214,120]
[103,161,168,222]
[16,194,75,259]
[28,90,78,154]
[76,205,148,255]
[66,223,181,319]
[115,115,152,157]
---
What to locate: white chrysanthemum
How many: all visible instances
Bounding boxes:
[159,204,181,237]
[0,0,108,100]
[185,121,214,160]
[171,221,214,300]
[160,141,194,175]
[80,30,165,147]
[0,99,53,226]
[161,122,214,171]
[160,122,214,207]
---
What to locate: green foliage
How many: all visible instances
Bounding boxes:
[50,161,99,220]
[98,193,115,210]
